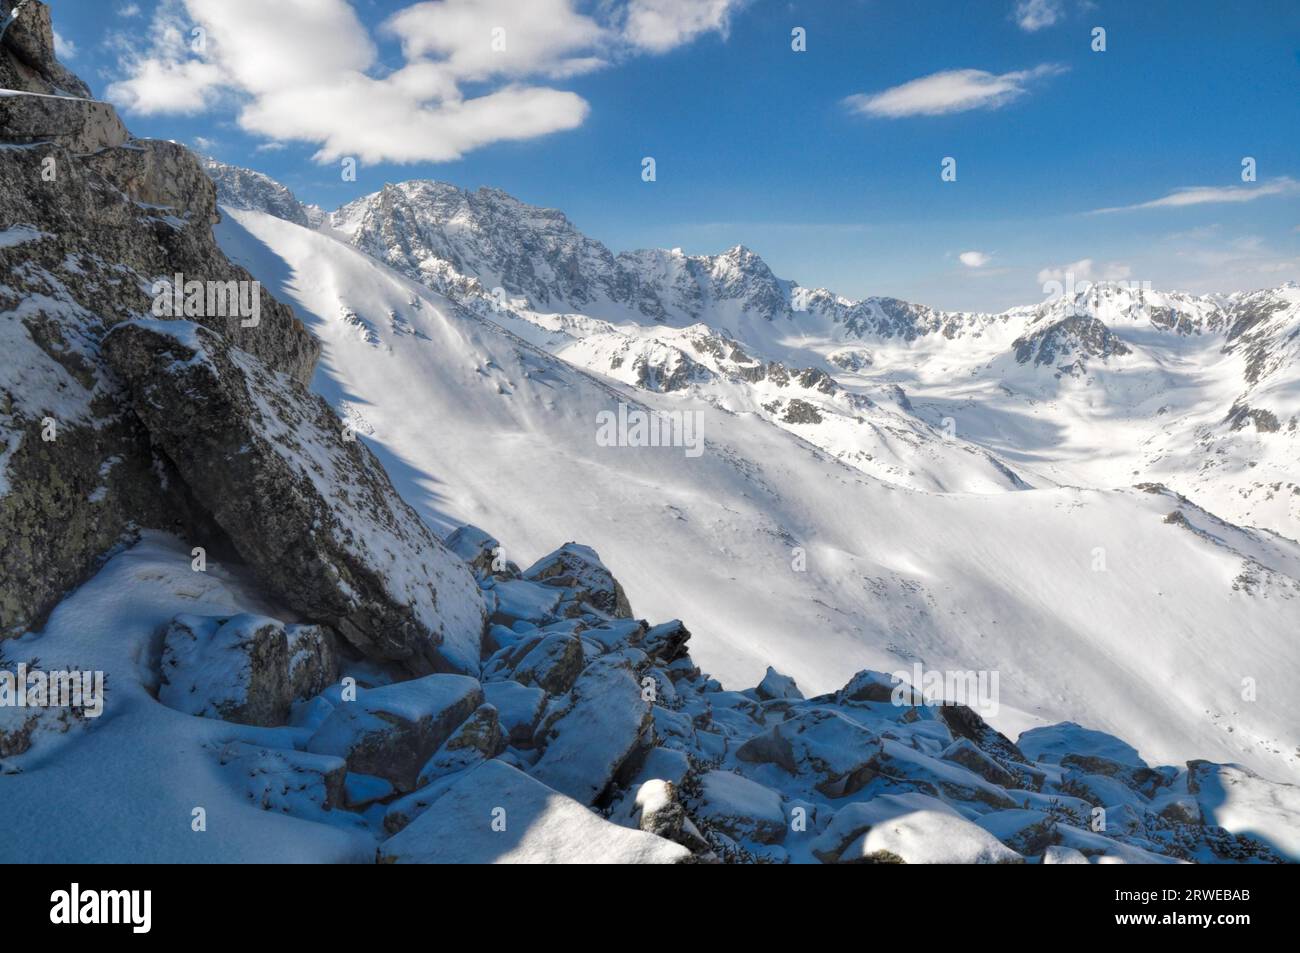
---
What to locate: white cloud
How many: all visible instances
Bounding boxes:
[105,0,226,113]
[844,64,1066,118]
[1015,0,1064,32]
[1090,177,1300,214]
[1036,258,1131,285]
[959,251,991,268]
[386,0,608,80]
[622,0,745,53]
[104,0,739,164]
[53,30,77,60]
[118,2,142,16]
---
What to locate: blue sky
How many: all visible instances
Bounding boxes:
[50,0,1300,310]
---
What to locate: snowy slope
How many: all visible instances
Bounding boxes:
[323,181,1299,538]
[216,207,1300,785]
[0,533,374,863]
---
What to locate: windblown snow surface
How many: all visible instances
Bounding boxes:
[214,208,1300,787]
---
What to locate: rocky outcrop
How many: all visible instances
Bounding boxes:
[521,542,634,619]
[202,156,312,227]
[102,320,486,673]
[0,4,319,639]
[0,0,89,97]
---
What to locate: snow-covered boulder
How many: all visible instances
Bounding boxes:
[443,524,508,577]
[529,656,652,804]
[810,792,962,863]
[693,770,787,844]
[103,320,486,675]
[832,806,1024,864]
[159,614,291,727]
[379,760,690,864]
[935,703,1029,768]
[974,809,1060,856]
[505,633,586,695]
[610,778,712,856]
[941,737,1018,788]
[837,669,902,704]
[416,703,502,786]
[486,579,564,626]
[522,543,633,618]
[306,674,483,792]
[754,666,804,702]
[736,707,883,797]
[212,741,347,816]
[875,740,1018,810]
[640,619,691,663]
[483,680,547,747]
[1018,721,1146,767]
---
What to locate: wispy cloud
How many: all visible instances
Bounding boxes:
[959,251,991,268]
[1014,0,1064,32]
[1090,177,1300,214]
[844,64,1066,119]
[621,0,747,53]
[53,30,77,60]
[1036,258,1131,285]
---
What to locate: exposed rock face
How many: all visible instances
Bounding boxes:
[1013,314,1131,368]
[285,624,340,701]
[0,4,319,639]
[202,156,312,227]
[415,702,502,786]
[102,320,486,673]
[0,0,89,97]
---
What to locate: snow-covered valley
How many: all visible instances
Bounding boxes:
[210,185,1300,789]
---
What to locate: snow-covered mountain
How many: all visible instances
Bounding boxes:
[213,196,1300,790]
[203,155,322,228]
[315,177,1300,537]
